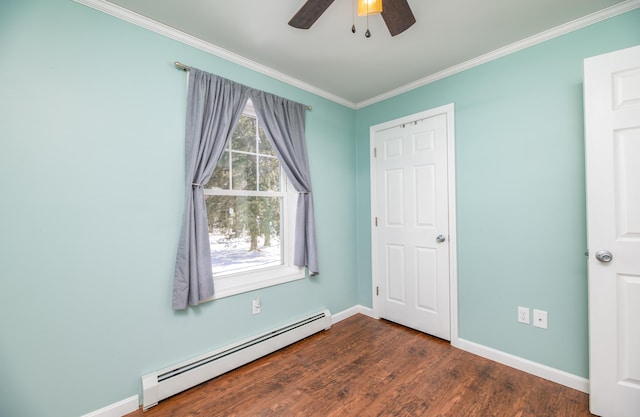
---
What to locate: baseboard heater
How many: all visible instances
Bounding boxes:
[141,309,332,410]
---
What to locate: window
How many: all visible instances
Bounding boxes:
[203,100,303,298]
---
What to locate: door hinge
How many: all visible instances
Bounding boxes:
[374,147,377,158]
[375,217,378,226]
[376,286,379,296]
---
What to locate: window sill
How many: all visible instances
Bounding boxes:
[204,265,306,301]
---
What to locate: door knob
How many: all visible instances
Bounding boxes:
[595,250,613,263]
[436,234,446,243]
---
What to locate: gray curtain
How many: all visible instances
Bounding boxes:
[250,90,319,275]
[173,69,250,309]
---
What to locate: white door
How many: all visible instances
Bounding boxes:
[585,45,640,417]
[372,108,453,340]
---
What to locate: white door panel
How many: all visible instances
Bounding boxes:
[386,244,406,303]
[415,247,438,312]
[614,129,640,238]
[585,45,640,417]
[373,110,451,340]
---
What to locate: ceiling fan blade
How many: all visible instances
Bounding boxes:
[381,0,416,36]
[288,0,336,29]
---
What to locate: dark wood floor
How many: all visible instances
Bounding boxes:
[127,314,595,417]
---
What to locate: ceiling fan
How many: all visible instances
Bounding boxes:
[288,0,416,37]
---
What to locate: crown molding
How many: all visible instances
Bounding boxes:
[74,0,638,110]
[73,0,358,109]
[355,0,640,109]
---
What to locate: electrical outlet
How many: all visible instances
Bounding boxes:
[252,297,261,315]
[518,306,530,324]
[533,309,548,329]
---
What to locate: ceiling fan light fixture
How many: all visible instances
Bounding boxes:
[357,0,382,16]
[289,0,415,37]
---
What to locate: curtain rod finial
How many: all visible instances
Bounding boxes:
[175,61,191,71]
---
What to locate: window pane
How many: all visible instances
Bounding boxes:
[259,156,280,192]
[258,127,276,156]
[231,152,257,190]
[205,151,229,189]
[231,115,257,153]
[206,195,283,275]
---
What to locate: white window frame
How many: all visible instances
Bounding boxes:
[203,103,305,300]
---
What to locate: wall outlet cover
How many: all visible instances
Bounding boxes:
[518,306,530,324]
[252,297,261,315]
[533,309,548,329]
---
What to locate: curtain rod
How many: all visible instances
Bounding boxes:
[174,61,312,111]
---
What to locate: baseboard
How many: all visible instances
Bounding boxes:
[80,395,139,417]
[81,308,372,417]
[331,304,376,324]
[457,338,590,393]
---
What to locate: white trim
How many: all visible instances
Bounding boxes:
[331,305,377,324]
[73,0,640,110]
[457,338,590,393]
[80,395,139,417]
[369,103,458,345]
[207,268,306,301]
[72,0,355,109]
[357,0,640,108]
[445,106,459,347]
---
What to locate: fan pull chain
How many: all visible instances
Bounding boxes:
[352,0,356,33]
[365,1,371,37]
[352,0,374,38]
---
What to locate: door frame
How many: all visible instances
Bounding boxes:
[370,103,459,346]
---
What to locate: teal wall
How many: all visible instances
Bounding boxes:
[355,9,640,379]
[0,1,356,416]
[1,0,639,416]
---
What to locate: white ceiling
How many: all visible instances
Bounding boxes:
[102,0,629,107]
